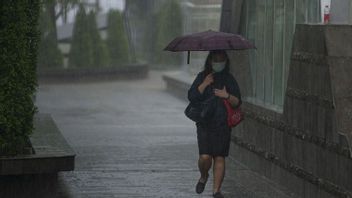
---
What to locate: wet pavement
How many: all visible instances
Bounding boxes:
[36,70,296,198]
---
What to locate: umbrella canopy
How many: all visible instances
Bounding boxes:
[164,30,256,63]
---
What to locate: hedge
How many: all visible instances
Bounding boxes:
[106,10,130,66]
[87,11,109,68]
[68,5,109,68]
[0,1,40,155]
[68,4,93,68]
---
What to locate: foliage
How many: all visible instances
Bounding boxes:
[37,8,64,68]
[68,5,109,68]
[87,11,109,68]
[68,4,93,68]
[106,10,130,66]
[43,0,80,26]
[154,0,183,66]
[0,0,40,155]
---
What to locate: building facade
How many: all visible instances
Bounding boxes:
[221,0,352,197]
[238,0,320,109]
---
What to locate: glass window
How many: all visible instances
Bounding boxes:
[240,0,321,111]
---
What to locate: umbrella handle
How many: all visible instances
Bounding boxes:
[187,51,190,64]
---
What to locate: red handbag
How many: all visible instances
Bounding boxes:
[223,99,244,127]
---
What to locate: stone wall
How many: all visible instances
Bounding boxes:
[37,64,149,83]
[230,24,352,198]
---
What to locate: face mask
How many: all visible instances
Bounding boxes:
[212,61,226,72]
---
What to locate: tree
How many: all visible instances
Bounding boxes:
[37,8,64,68]
[43,0,80,39]
[87,11,109,67]
[68,4,93,68]
[106,10,130,66]
[154,0,183,66]
[68,5,109,68]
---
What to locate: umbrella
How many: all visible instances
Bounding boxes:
[164,30,256,64]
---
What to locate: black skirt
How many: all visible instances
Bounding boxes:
[196,123,232,157]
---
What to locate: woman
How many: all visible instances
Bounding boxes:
[187,50,241,198]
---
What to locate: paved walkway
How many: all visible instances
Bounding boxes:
[36,70,295,198]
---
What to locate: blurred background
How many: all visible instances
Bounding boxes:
[33,2,225,196]
[38,0,223,75]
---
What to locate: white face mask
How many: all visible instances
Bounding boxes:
[212,61,226,72]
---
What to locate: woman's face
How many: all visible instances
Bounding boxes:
[212,53,226,63]
[211,52,227,73]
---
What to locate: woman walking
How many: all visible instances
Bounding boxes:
[187,50,241,198]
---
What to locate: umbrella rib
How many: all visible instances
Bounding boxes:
[171,38,186,51]
[227,40,235,49]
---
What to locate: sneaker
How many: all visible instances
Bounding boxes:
[213,191,224,198]
[195,174,209,194]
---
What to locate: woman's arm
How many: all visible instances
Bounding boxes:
[228,75,242,108]
[188,72,214,103]
[197,72,213,94]
[214,86,240,106]
[215,74,242,108]
[197,82,208,94]
[226,93,240,107]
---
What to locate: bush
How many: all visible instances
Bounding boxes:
[87,11,109,68]
[37,7,64,69]
[154,0,183,66]
[0,1,40,155]
[68,4,93,68]
[68,5,109,68]
[106,10,130,66]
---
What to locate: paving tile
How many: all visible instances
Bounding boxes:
[36,71,297,198]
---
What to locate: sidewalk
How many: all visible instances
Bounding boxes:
[36,70,296,198]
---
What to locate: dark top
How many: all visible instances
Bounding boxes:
[187,70,242,129]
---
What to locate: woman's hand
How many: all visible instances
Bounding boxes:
[202,72,214,87]
[214,86,229,99]
[215,86,240,106]
[198,73,214,94]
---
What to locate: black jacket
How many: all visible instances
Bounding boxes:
[187,70,242,129]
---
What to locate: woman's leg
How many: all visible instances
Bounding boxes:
[212,156,225,193]
[198,154,212,181]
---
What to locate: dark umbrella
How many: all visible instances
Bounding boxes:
[164,30,256,64]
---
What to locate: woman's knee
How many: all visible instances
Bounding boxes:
[199,154,212,161]
[213,156,225,162]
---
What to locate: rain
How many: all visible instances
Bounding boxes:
[2,0,349,198]
[36,0,236,197]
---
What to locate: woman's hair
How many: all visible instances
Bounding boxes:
[203,50,230,75]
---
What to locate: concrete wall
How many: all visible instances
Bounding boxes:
[220,0,242,33]
[0,174,58,198]
[227,22,352,198]
[219,1,352,197]
[164,1,352,197]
